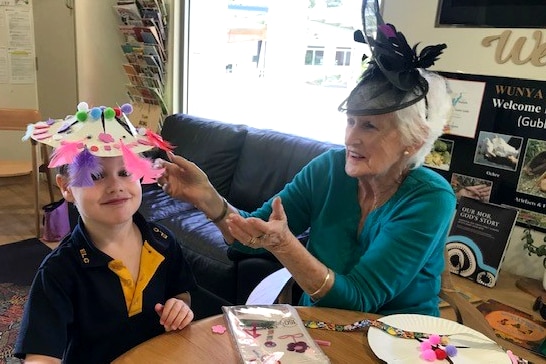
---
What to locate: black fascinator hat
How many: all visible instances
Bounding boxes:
[338,0,447,116]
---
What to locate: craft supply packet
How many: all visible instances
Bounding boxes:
[222,304,331,363]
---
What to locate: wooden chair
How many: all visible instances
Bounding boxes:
[0,108,55,238]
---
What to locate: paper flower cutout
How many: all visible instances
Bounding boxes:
[211,324,227,334]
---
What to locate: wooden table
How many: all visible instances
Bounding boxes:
[114,272,545,363]
[444,272,545,363]
[446,272,541,321]
[113,307,381,363]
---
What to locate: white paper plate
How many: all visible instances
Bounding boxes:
[367,314,510,363]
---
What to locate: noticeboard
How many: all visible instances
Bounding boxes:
[428,71,546,232]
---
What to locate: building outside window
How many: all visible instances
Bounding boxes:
[179,0,367,144]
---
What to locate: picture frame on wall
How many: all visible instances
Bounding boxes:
[436,0,546,28]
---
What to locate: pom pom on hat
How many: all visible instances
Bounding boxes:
[434,348,447,360]
[421,349,436,361]
[103,107,115,119]
[90,107,102,120]
[419,341,432,351]
[77,101,89,112]
[121,103,133,114]
[428,334,441,345]
[444,345,457,357]
[76,110,88,122]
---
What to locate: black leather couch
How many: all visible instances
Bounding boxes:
[138,114,340,319]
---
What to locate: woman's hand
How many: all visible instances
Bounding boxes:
[155,152,215,206]
[155,297,194,332]
[226,197,297,252]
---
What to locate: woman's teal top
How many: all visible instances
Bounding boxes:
[234,148,456,316]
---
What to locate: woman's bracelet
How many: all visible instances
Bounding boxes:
[207,197,229,223]
[310,268,331,298]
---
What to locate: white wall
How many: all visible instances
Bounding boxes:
[74,0,130,106]
[383,1,546,81]
[75,0,173,110]
[384,0,546,280]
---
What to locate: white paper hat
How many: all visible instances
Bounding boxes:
[24,101,173,186]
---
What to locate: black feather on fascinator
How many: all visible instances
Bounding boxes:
[339,0,447,116]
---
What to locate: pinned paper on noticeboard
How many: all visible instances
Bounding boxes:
[130,102,162,132]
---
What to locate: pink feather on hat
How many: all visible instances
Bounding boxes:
[120,140,164,184]
[48,141,82,168]
[145,129,175,152]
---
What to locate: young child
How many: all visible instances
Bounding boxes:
[15,102,196,364]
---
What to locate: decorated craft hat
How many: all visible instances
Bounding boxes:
[338,0,447,116]
[23,101,173,187]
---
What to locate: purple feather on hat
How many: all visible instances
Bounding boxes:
[68,148,102,187]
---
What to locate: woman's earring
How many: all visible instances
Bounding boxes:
[403,150,410,156]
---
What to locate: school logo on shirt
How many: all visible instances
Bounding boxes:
[79,248,90,264]
[152,226,168,240]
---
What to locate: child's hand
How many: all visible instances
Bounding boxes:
[155,298,194,331]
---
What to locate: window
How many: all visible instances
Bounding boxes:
[305,47,325,66]
[335,48,351,66]
[179,0,367,144]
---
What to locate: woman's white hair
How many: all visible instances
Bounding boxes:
[395,70,452,169]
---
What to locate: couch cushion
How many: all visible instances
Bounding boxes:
[139,185,237,303]
[228,128,340,211]
[161,114,248,197]
[139,185,193,221]
[156,212,237,302]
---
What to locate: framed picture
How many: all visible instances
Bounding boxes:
[436,0,546,28]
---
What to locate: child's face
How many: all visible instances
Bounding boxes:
[59,156,142,227]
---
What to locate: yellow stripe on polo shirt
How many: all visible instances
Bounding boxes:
[108,240,165,317]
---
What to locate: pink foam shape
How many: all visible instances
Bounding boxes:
[34,133,52,140]
[211,325,227,334]
[98,133,115,143]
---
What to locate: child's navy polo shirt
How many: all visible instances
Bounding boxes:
[15,212,196,364]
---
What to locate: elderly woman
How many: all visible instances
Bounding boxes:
[157,9,455,317]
